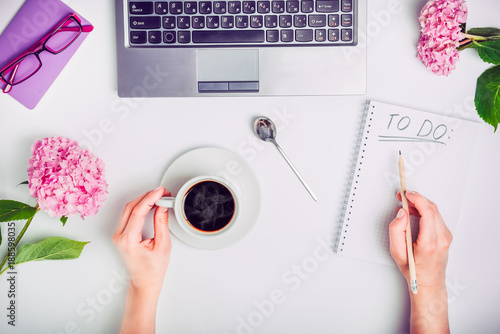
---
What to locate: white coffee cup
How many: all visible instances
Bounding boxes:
[156,175,240,236]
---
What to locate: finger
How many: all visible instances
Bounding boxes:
[114,191,151,238]
[153,191,172,249]
[389,208,409,268]
[396,191,421,217]
[405,191,438,243]
[124,187,166,236]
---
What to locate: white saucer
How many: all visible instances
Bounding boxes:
[159,147,261,249]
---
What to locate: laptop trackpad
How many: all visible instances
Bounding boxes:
[197,49,259,92]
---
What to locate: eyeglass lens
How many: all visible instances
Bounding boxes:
[2,54,41,85]
[45,17,82,54]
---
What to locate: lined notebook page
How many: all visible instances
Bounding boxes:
[336,101,479,266]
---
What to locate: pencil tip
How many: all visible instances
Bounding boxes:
[399,150,401,155]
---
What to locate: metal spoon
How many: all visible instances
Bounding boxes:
[253,116,318,202]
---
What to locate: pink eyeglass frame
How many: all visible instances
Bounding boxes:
[0,13,93,93]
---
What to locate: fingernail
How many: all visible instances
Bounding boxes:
[161,207,169,213]
[406,190,415,195]
[154,186,163,192]
[397,208,404,218]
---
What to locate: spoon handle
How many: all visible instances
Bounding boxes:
[272,140,318,202]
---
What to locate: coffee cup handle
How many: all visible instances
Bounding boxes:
[155,197,175,208]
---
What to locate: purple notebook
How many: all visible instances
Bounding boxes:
[0,0,92,109]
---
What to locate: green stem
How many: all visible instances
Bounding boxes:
[462,33,488,41]
[0,204,39,275]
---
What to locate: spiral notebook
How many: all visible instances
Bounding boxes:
[335,100,480,266]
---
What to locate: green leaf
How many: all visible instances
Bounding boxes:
[468,27,500,37]
[16,181,29,187]
[0,200,37,222]
[60,216,68,226]
[14,237,89,267]
[474,40,500,65]
[475,65,500,131]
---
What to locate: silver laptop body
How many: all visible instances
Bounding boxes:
[115,0,366,97]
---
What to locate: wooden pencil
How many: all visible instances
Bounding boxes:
[399,151,418,294]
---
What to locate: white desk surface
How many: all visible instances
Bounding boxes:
[1,1,499,333]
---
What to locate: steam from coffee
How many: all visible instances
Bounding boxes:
[183,181,235,232]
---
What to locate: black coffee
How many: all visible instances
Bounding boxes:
[183,181,235,232]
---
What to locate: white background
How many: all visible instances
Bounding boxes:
[1,0,499,333]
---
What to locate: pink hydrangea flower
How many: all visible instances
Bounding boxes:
[417,0,468,76]
[27,136,108,219]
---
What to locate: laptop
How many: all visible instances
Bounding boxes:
[114,0,366,97]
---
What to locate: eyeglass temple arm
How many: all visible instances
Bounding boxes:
[82,24,94,33]
[59,25,94,33]
[2,62,19,93]
[64,14,94,33]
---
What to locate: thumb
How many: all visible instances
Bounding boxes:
[153,191,171,248]
[389,208,408,268]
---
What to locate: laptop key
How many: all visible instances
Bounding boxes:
[328,28,339,41]
[149,31,162,43]
[341,0,352,12]
[177,16,190,29]
[295,29,313,42]
[214,1,227,13]
[286,1,299,13]
[243,1,256,13]
[316,1,339,13]
[170,2,183,14]
[207,16,220,28]
[178,31,191,43]
[341,14,352,27]
[192,16,205,28]
[221,16,235,28]
[192,30,265,43]
[294,14,306,28]
[229,1,242,13]
[236,15,249,28]
[163,17,176,29]
[281,29,293,42]
[341,28,352,41]
[130,17,161,29]
[155,2,169,14]
[301,0,313,13]
[272,1,285,13]
[199,1,212,13]
[163,31,176,43]
[279,15,292,28]
[265,15,277,28]
[266,29,279,42]
[130,31,147,44]
[250,15,263,28]
[184,2,197,14]
[308,14,326,27]
[328,14,339,27]
[130,2,154,15]
[315,29,326,42]
[258,1,271,13]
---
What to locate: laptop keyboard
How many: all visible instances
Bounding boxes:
[127,0,356,46]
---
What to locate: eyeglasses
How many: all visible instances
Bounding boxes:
[0,13,93,93]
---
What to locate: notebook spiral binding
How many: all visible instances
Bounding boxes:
[334,100,372,253]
